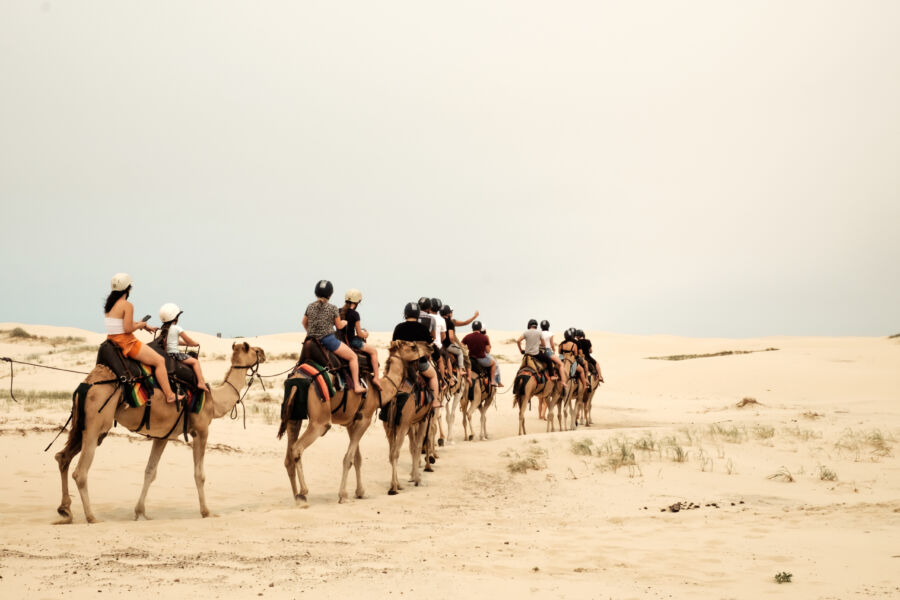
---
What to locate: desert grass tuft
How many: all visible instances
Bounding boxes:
[736,397,758,408]
[816,465,837,481]
[752,424,775,439]
[507,445,548,474]
[767,466,795,482]
[570,439,594,456]
[646,348,778,361]
[774,571,793,584]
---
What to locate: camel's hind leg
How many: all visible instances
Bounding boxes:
[339,418,370,503]
[134,438,168,520]
[408,421,428,487]
[353,445,364,499]
[283,420,303,503]
[385,420,410,495]
[445,387,460,444]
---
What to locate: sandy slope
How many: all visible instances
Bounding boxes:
[1,323,899,599]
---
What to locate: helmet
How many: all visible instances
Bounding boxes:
[314,280,334,299]
[159,302,183,323]
[418,297,432,311]
[564,328,576,341]
[576,329,585,338]
[471,320,483,331]
[404,302,421,319]
[431,298,443,312]
[540,320,550,331]
[527,319,538,329]
[110,273,132,291]
[344,288,362,303]
[439,305,452,317]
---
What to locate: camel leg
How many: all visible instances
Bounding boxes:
[353,445,364,499]
[291,419,328,503]
[134,438,169,520]
[408,422,428,487]
[465,397,478,441]
[192,428,212,517]
[339,418,370,503]
[385,420,410,495]
[446,388,459,444]
[480,405,489,440]
[436,401,447,446]
[283,420,303,502]
[71,431,105,524]
[54,440,81,524]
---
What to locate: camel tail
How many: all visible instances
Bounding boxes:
[513,373,530,399]
[58,382,90,454]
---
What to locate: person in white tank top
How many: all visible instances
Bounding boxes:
[159,303,209,392]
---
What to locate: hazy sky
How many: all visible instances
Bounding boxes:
[1,1,898,338]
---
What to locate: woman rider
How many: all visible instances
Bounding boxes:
[104,273,178,403]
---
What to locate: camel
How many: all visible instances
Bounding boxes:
[280,343,380,505]
[542,376,568,433]
[460,371,495,441]
[54,342,266,523]
[379,340,435,494]
[511,355,551,435]
[577,367,603,427]
[437,352,469,446]
[561,354,586,431]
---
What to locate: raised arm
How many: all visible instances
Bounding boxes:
[179,330,199,346]
[453,310,479,327]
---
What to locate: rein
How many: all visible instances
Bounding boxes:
[223,356,262,428]
[1,357,90,403]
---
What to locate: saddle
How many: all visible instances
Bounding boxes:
[146,338,199,389]
[378,376,431,424]
[299,337,373,392]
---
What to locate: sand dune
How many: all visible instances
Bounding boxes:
[1,323,899,599]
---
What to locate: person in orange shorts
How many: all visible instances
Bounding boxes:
[104,273,177,403]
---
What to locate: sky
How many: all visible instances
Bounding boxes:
[1,1,898,338]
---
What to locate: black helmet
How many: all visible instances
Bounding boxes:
[564,328,576,341]
[404,302,421,319]
[314,280,333,299]
[527,319,538,329]
[576,329,585,338]
[471,320,483,332]
[540,320,550,331]
[418,297,432,312]
[431,298,443,312]
[439,305,452,317]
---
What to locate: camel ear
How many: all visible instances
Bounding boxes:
[242,342,250,352]
[232,342,237,350]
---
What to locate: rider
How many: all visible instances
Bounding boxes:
[103,273,178,403]
[418,297,448,381]
[158,302,210,392]
[439,304,478,377]
[539,320,567,387]
[461,321,501,387]
[302,280,364,394]
[392,302,440,405]
[559,328,587,388]
[516,319,556,379]
[575,329,603,382]
[338,288,382,390]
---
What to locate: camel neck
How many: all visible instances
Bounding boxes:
[211,364,249,418]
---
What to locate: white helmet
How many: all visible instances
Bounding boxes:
[159,303,183,323]
[344,288,362,303]
[110,273,132,291]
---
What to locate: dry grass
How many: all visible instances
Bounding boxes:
[646,348,778,361]
[736,397,758,408]
[507,445,548,473]
[2,327,86,346]
[767,466,795,482]
[817,465,837,481]
[1,389,72,411]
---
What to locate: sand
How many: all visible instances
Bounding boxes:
[1,322,899,599]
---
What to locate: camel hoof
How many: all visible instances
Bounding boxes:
[338,496,347,504]
[468,435,474,441]
[424,464,434,472]
[438,438,444,447]
[295,494,307,503]
[388,489,398,496]
[53,515,73,525]
[57,506,72,519]
[200,509,211,518]
[428,456,436,464]
[356,490,365,499]
[86,515,102,524]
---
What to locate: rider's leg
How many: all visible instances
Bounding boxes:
[135,345,176,402]
[334,343,365,393]
[184,356,209,391]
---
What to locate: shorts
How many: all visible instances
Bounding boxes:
[108,333,142,358]
[321,333,341,352]
[349,337,364,350]
[168,352,191,361]
[417,357,431,372]
[543,348,556,358]
[475,356,493,368]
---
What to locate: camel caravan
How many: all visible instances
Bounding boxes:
[51,275,602,523]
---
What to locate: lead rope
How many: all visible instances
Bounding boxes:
[1,357,91,403]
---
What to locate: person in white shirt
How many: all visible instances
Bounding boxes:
[158,303,210,392]
[539,320,567,387]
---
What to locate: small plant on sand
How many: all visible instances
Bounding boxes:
[634,432,656,452]
[801,411,824,420]
[783,425,821,441]
[570,439,594,456]
[768,467,795,482]
[816,465,837,481]
[736,397,758,408]
[752,425,775,439]
[774,571,793,584]
[697,448,713,472]
[507,445,548,474]
[8,327,36,339]
[605,437,637,473]
[865,430,893,457]
[709,423,745,443]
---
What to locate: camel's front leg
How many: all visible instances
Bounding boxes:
[445,387,459,444]
[291,419,328,504]
[191,428,213,517]
[385,421,410,495]
[283,421,303,503]
[480,405,489,440]
[134,438,169,520]
[339,419,370,503]
[408,422,426,487]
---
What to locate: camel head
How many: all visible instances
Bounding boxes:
[230,341,266,367]
[388,340,431,364]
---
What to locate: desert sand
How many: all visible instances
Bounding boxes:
[1,322,898,599]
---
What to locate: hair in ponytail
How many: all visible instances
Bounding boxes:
[103,286,131,314]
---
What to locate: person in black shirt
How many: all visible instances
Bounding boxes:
[392,303,439,402]
[338,289,382,389]
[575,330,603,382]
[439,304,479,376]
